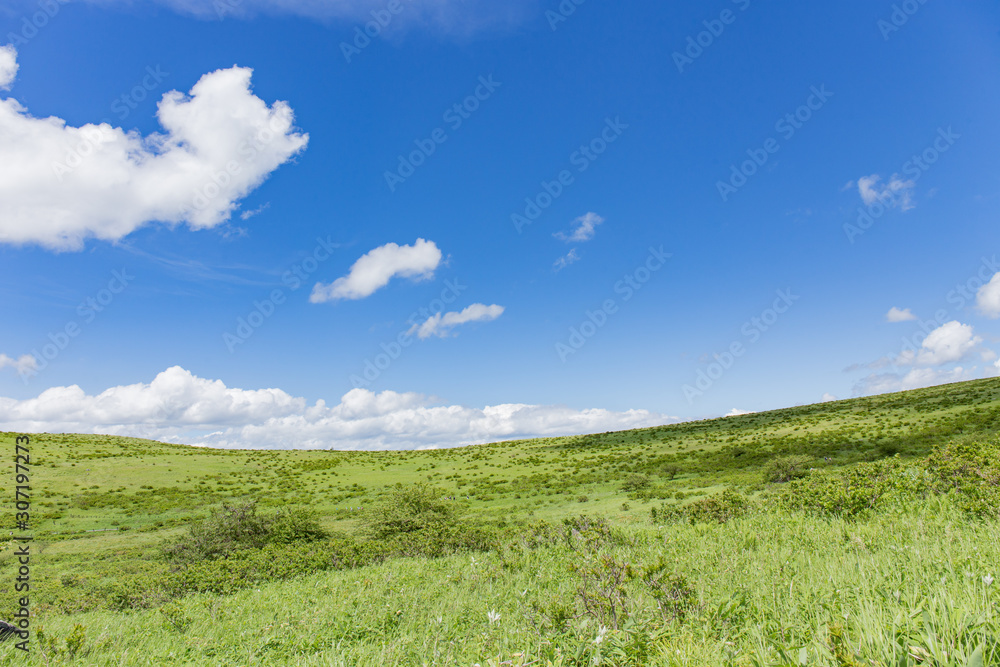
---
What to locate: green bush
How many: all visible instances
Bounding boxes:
[360,483,503,558]
[266,507,328,545]
[360,483,458,540]
[774,456,921,518]
[774,439,1000,519]
[652,489,751,525]
[925,439,1000,517]
[164,501,327,563]
[763,455,812,484]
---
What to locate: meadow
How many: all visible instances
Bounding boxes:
[0,377,998,665]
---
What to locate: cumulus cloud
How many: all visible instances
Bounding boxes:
[0,353,37,376]
[310,239,441,303]
[0,55,308,251]
[896,321,983,366]
[0,366,676,450]
[821,393,838,402]
[977,273,1000,319]
[409,303,504,339]
[886,307,917,323]
[554,212,603,243]
[0,44,17,90]
[857,174,915,211]
[726,408,752,417]
[553,249,580,272]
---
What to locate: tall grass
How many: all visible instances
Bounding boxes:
[5,498,996,665]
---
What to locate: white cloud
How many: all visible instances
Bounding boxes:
[853,367,971,396]
[553,248,580,272]
[886,307,917,323]
[0,56,308,251]
[79,0,532,35]
[896,321,982,366]
[977,273,1000,319]
[240,202,270,221]
[857,173,915,211]
[310,239,441,303]
[0,353,37,375]
[554,212,603,243]
[0,366,676,450]
[0,44,17,90]
[821,393,838,402]
[725,408,752,417]
[409,303,504,339]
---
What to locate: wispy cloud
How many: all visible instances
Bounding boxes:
[311,239,441,303]
[554,212,604,243]
[553,248,580,272]
[0,353,37,376]
[857,173,915,211]
[886,307,917,323]
[408,303,504,339]
[78,0,536,35]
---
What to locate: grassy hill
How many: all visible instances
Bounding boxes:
[1,378,999,665]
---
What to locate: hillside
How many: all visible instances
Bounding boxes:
[0,377,998,665]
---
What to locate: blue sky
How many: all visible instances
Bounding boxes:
[0,0,998,449]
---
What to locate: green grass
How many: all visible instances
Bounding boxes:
[0,377,998,664]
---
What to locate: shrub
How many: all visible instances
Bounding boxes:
[653,489,751,525]
[360,483,458,541]
[774,456,927,518]
[621,475,651,495]
[359,483,502,558]
[763,455,812,484]
[164,501,327,563]
[925,439,1000,517]
[267,507,328,545]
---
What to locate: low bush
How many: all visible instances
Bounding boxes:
[164,500,327,563]
[651,489,752,525]
[763,455,812,484]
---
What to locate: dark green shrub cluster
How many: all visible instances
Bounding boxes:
[774,439,1000,518]
[164,500,327,563]
[359,483,502,557]
[925,439,1000,516]
[774,456,926,518]
[651,489,752,525]
[763,455,813,484]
